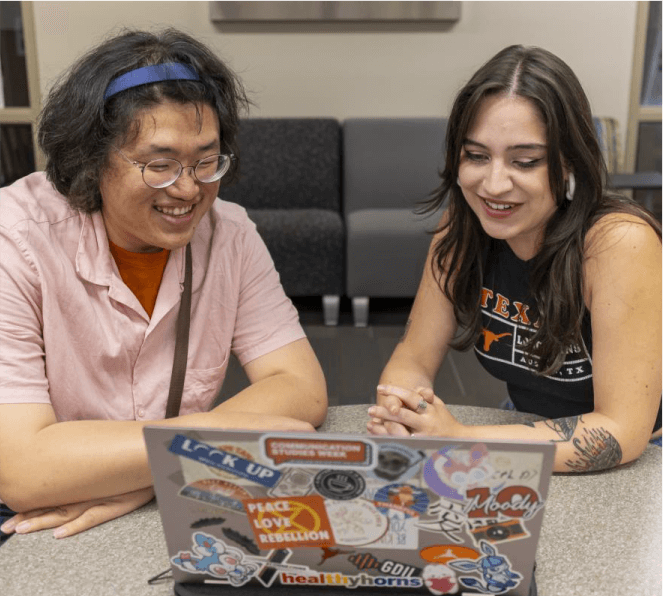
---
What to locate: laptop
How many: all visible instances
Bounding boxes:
[144,427,555,596]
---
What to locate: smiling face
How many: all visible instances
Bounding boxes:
[457,93,562,260]
[99,101,221,253]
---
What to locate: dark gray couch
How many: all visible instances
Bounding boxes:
[221,118,344,325]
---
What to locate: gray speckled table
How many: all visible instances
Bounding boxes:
[1,405,660,596]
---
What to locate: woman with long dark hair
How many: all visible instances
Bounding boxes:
[368,45,661,472]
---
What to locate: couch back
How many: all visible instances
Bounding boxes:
[221,118,341,211]
[343,118,447,212]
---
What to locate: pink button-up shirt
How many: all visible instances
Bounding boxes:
[0,173,305,422]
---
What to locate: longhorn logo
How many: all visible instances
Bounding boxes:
[480,328,512,352]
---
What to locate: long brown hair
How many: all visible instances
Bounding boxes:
[423,45,661,375]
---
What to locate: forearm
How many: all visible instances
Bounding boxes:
[453,411,627,473]
[1,409,223,512]
[378,343,441,393]
[215,370,327,427]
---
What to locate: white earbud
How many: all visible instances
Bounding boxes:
[565,173,575,201]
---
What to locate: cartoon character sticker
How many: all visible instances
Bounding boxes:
[422,564,459,594]
[423,444,493,500]
[172,532,260,586]
[447,541,522,594]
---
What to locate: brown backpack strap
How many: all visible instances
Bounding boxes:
[165,243,192,419]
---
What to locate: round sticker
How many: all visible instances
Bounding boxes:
[315,469,366,500]
[325,500,388,546]
[374,483,430,517]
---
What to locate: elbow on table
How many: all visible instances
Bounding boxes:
[0,473,54,513]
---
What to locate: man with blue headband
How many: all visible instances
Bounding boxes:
[0,29,327,541]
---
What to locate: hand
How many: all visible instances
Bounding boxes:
[0,486,155,539]
[368,384,464,437]
[367,384,436,436]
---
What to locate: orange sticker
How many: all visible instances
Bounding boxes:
[264,438,372,466]
[244,495,335,549]
[420,545,481,564]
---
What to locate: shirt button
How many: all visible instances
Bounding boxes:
[137,409,145,418]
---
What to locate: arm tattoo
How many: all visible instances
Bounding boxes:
[565,427,623,472]
[399,319,412,343]
[544,416,581,442]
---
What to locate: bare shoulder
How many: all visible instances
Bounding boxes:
[584,212,661,261]
[583,212,661,304]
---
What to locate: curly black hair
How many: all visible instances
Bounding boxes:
[38,28,249,213]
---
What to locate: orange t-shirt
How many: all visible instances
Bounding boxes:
[108,241,170,318]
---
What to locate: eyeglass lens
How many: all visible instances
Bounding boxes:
[142,155,231,188]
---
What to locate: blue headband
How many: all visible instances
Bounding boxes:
[103,62,200,101]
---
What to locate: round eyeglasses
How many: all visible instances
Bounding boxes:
[113,147,233,189]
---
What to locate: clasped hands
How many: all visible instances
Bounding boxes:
[367,384,464,437]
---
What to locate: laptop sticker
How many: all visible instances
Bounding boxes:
[468,519,530,545]
[170,435,282,488]
[421,564,459,594]
[222,527,261,555]
[374,483,430,518]
[420,544,481,564]
[268,468,316,497]
[179,479,251,513]
[314,469,366,500]
[447,540,522,594]
[465,485,544,521]
[416,497,469,543]
[190,517,226,529]
[244,495,335,549]
[348,552,422,579]
[423,444,493,500]
[171,532,260,586]
[278,569,424,590]
[325,499,389,546]
[262,436,376,468]
[370,443,426,482]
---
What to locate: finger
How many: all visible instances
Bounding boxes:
[367,405,395,420]
[383,421,411,437]
[377,384,414,402]
[376,392,404,414]
[54,488,154,538]
[366,421,389,436]
[11,505,78,535]
[414,386,436,403]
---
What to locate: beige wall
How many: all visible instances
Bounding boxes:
[33,1,637,150]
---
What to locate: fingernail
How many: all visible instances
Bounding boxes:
[15,521,31,533]
[53,528,67,539]
[368,407,376,415]
[0,520,15,533]
[390,406,399,415]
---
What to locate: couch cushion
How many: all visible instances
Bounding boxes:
[248,208,344,296]
[346,208,440,297]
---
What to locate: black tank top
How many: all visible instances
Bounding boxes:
[474,239,661,431]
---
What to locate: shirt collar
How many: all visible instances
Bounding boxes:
[75,211,186,286]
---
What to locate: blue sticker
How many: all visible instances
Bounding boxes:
[170,435,282,488]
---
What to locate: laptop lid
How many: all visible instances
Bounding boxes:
[144,427,554,595]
